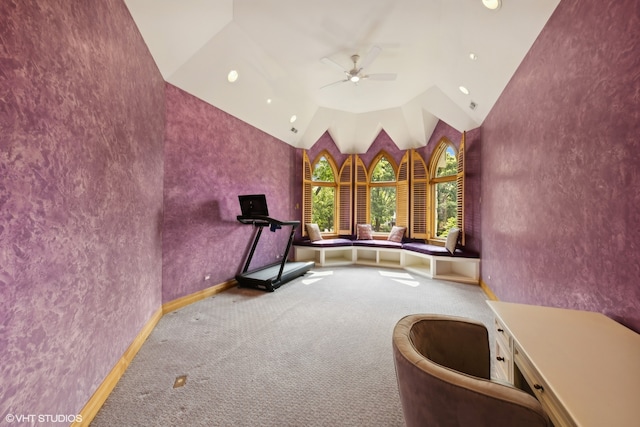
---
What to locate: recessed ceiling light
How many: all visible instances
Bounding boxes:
[482,0,501,10]
[469,53,478,61]
[459,86,470,95]
[290,115,297,123]
[266,98,272,104]
[227,70,239,83]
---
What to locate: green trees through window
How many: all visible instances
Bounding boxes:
[311,156,335,233]
[434,146,458,237]
[370,156,396,232]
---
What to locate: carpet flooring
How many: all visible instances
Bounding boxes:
[91,266,495,426]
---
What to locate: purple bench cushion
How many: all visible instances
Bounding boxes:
[295,238,480,258]
[352,239,404,249]
[294,238,353,248]
[402,242,479,258]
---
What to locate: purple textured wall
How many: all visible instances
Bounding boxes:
[481,0,640,331]
[162,84,297,303]
[463,128,482,254]
[302,131,352,170]
[0,0,165,419]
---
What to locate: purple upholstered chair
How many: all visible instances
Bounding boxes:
[392,314,551,427]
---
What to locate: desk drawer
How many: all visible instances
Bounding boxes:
[494,337,512,383]
[513,344,576,427]
[494,318,511,349]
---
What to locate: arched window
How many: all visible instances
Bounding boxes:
[429,139,459,238]
[311,154,337,233]
[369,154,397,232]
[302,150,352,237]
[352,151,408,236]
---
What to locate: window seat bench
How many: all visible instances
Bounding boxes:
[293,239,480,285]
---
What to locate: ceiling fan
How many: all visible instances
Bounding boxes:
[320,45,397,89]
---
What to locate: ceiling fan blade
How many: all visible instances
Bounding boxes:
[365,73,397,81]
[359,45,382,71]
[320,56,347,73]
[320,79,349,89]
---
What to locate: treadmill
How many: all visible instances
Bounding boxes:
[235,194,314,292]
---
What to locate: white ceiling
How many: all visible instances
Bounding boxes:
[124,0,560,153]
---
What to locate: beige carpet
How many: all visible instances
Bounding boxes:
[92,266,494,426]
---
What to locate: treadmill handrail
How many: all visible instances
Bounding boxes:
[237,215,300,228]
[276,225,297,281]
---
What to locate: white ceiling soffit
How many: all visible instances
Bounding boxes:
[124,0,233,79]
[125,0,560,153]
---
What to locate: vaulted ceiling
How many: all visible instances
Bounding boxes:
[124,0,560,153]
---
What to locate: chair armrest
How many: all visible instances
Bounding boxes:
[404,314,491,379]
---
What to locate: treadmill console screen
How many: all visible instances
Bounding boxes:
[238,194,269,218]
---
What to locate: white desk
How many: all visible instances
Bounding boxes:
[487,301,640,427]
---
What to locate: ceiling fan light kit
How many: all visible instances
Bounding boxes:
[320,45,397,89]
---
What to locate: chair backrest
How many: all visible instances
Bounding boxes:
[393,314,551,427]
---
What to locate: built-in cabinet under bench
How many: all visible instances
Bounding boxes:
[487,301,640,427]
[293,239,480,285]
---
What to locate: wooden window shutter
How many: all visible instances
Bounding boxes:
[396,151,409,229]
[354,155,369,227]
[302,150,313,237]
[337,155,353,235]
[410,149,429,239]
[457,132,466,246]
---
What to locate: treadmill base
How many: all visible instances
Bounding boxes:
[236,261,315,292]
